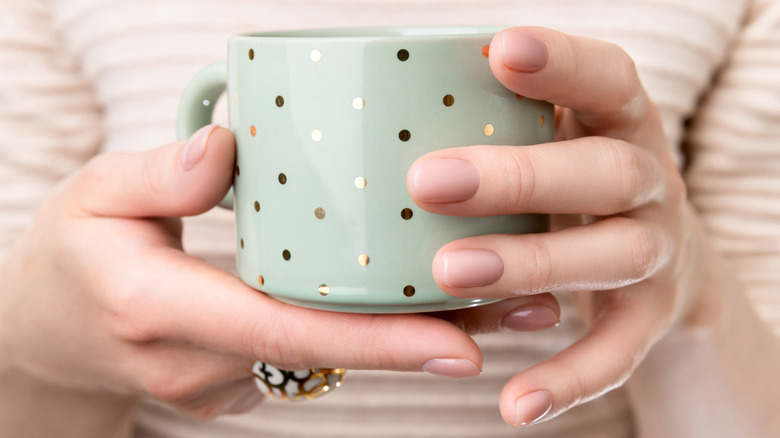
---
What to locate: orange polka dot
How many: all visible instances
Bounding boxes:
[258,275,265,287]
[482,45,490,57]
[250,125,257,136]
[516,94,524,101]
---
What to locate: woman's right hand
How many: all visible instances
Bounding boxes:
[0,125,530,421]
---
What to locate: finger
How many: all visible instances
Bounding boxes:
[104,252,484,378]
[431,217,669,298]
[488,26,650,138]
[407,138,666,216]
[174,377,261,420]
[71,124,235,218]
[431,294,560,335]
[126,340,254,404]
[496,286,666,427]
[122,340,264,417]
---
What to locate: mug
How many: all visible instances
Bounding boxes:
[177,27,553,314]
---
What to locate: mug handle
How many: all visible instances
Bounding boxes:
[176,61,234,209]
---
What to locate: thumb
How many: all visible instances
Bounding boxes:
[73,124,235,218]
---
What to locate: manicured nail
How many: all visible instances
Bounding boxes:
[502,31,548,73]
[422,359,482,378]
[410,159,480,203]
[501,305,560,332]
[441,249,504,288]
[515,390,553,427]
[181,124,219,171]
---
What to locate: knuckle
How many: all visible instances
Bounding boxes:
[139,149,169,202]
[565,367,590,408]
[664,169,688,211]
[503,149,537,211]
[603,139,647,210]
[522,238,554,293]
[140,370,200,405]
[103,285,159,343]
[610,46,644,115]
[246,315,306,369]
[78,154,111,185]
[618,219,659,282]
[356,316,403,370]
[70,155,112,207]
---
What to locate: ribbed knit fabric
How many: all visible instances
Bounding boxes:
[2,0,777,437]
[685,0,780,331]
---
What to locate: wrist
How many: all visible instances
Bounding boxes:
[0,364,139,438]
[0,250,139,438]
[625,250,780,437]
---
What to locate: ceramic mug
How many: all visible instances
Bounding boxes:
[177,27,553,314]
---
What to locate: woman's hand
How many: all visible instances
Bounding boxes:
[408,27,706,427]
[0,124,519,427]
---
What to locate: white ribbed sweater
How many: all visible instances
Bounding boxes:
[1,0,779,437]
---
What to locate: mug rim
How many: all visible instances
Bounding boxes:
[232,25,506,41]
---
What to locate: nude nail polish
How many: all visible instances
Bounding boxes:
[410,159,480,203]
[501,305,560,332]
[422,358,482,378]
[442,249,504,288]
[515,390,553,427]
[181,124,218,171]
[501,31,548,73]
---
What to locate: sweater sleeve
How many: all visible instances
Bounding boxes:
[0,0,101,257]
[685,0,780,334]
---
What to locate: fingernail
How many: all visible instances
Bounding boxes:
[410,159,480,203]
[515,390,553,427]
[422,358,482,378]
[502,31,548,72]
[501,305,560,332]
[181,124,219,171]
[441,249,503,288]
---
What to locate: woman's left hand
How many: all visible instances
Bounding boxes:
[408,26,706,427]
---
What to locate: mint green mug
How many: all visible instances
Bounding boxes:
[178,27,553,314]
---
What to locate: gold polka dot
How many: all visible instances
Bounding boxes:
[311,129,323,142]
[310,49,322,62]
[354,177,367,189]
[399,129,411,142]
[443,94,455,107]
[258,275,264,286]
[254,201,260,212]
[540,115,545,128]
[283,250,291,261]
[484,123,495,136]
[249,49,255,60]
[318,284,330,296]
[314,208,326,219]
[358,254,370,266]
[397,49,409,61]
[275,95,285,107]
[278,173,287,185]
[403,285,416,297]
[250,125,257,136]
[401,208,413,220]
[352,97,365,110]
[482,45,490,57]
